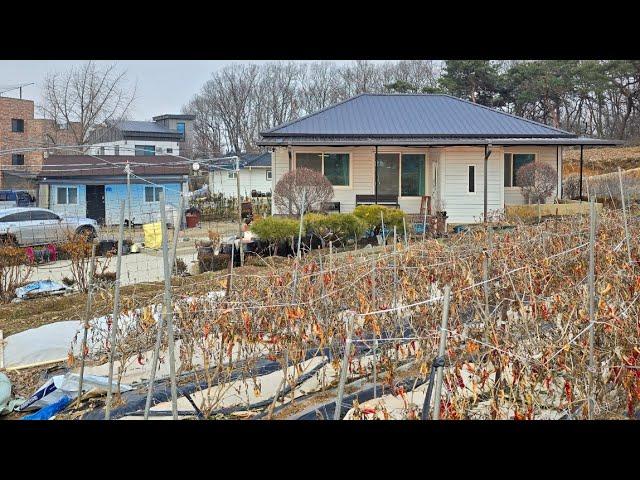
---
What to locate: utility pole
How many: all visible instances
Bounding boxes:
[125,161,132,236]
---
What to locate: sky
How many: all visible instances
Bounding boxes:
[0,60,376,121]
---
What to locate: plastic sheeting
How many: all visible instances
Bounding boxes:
[143,222,163,249]
[15,280,67,299]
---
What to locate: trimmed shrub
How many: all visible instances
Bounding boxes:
[250,217,303,243]
[305,213,367,246]
[353,205,406,234]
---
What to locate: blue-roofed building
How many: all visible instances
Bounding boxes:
[206,152,272,198]
[259,93,621,223]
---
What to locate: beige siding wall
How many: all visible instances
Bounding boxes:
[504,146,561,205]
[440,147,502,224]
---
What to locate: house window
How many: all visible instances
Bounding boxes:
[11,119,24,133]
[12,154,25,166]
[228,171,238,179]
[135,145,156,156]
[295,152,350,187]
[57,186,78,205]
[157,146,164,154]
[266,169,272,181]
[504,153,536,187]
[144,186,163,202]
[468,165,476,193]
[401,154,425,196]
[166,148,173,154]
[176,122,185,137]
[114,146,120,155]
[99,146,105,155]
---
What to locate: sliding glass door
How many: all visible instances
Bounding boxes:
[376,153,400,196]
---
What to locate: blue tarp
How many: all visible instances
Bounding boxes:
[22,396,71,420]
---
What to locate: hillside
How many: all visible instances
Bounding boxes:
[563,146,640,177]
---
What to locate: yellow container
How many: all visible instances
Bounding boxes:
[143,222,163,249]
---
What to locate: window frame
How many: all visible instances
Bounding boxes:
[176,122,186,138]
[144,186,163,203]
[114,145,120,155]
[12,154,25,166]
[266,169,272,181]
[504,152,537,187]
[11,118,25,133]
[294,151,351,189]
[228,171,238,179]
[57,186,78,205]
[400,153,426,197]
[467,164,477,194]
[135,145,156,156]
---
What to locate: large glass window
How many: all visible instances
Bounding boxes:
[401,154,425,196]
[296,153,322,172]
[323,153,349,186]
[135,145,156,156]
[504,153,535,186]
[57,187,78,205]
[376,153,400,196]
[295,152,350,186]
[176,122,185,136]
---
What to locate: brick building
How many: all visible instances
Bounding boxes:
[0,95,77,191]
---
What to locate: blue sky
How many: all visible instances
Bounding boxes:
[0,60,384,121]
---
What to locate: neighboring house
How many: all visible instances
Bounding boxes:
[0,93,78,190]
[259,93,620,224]
[36,155,189,226]
[207,152,272,198]
[87,114,194,157]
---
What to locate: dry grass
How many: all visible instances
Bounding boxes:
[563,146,640,177]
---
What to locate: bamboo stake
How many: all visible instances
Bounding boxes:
[618,167,632,264]
[76,241,97,408]
[159,190,179,420]
[105,200,126,420]
[334,312,355,420]
[402,216,408,249]
[432,284,451,420]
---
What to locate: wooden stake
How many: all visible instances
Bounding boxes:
[334,312,355,420]
[587,197,597,420]
[76,241,97,408]
[432,285,451,420]
[105,200,126,420]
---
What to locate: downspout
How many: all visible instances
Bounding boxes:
[270,147,275,216]
[374,145,379,205]
[578,145,584,201]
[484,143,492,223]
[556,145,560,200]
[287,144,292,214]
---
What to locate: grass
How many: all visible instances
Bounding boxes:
[563,145,640,177]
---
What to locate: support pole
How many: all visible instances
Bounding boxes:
[587,197,597,419]
[296,188,306,260]
[579,145,584,201]
[236,156,244,267]
[334,312,355,420]
[170,195,186,274]
[105,200,126,420]
[432,284,451,420]
[402,216,408,249]
[76,241,97,408]
[483,144,491,223]
[618,167,632,264]
[374,146,379,205]
[143,304,166,420]
[159,190,179,420]
[125,161,132,236]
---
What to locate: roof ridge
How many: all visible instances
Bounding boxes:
[261,93,368,136]
[439,94,575,136]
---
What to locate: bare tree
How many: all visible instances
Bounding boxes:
[516,162,558,204]
[273,168,334,215]
[40,61,136,148]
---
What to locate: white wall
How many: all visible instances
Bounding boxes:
[89,139,180,156]
[210,167,272,198]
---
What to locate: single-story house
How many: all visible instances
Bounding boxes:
[207,152,272,198]
[37,155,189,226]
[258,94,621,224]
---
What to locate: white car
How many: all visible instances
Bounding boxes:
[0,207,99,246]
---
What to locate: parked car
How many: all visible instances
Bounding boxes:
[0,190,35,209]
[0,207,99,246]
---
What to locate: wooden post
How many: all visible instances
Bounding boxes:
[226,243,235,298]
[380,212,386,248]
[296,188,306,260]
[159,190,179,420]
[334,312,355,420]
[143,304,166,419]
[76,242,97,408]
[618,167,632,264]
[105,200,126,420]
[432,285,451,420]
[236,156,244,267]
[402,216,408,249]
[587,197,597,420]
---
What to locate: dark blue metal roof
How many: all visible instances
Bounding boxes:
[262,94,575,138]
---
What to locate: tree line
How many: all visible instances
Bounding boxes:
[183,60,640,157]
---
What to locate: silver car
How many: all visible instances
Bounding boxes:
[0,207,99,246]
